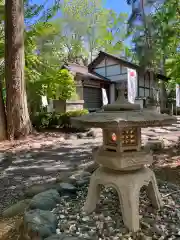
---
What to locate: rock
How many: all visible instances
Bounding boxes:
[76,133,84,139]
[30,189,60,211]
[2,199,31,218]
[141,236,152,240]
[75,179,89,187]
[56,172,73,184]
[166,182,179,191]
[45,235,65,240]
[151,224,164,236]
[142,217,155,226]
[86,130,96,138]
[63,237,85,240]
[69,171,91,187]
[140,221,150,229]
[45,236,84,240]
[82,216,90,222]
[57,183,77,195]
[24,183,56,198]
[144,140,164,151]
[24,209,58,239]
[83,161,99,173]
[70,171,91,180]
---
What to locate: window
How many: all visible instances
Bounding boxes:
[139,87,145,97]
[138,71,151,98]
[94,67,106,76]
[121,66,127,74]
[145,88,150,97]
[145,72,150,88]
[138,75,144,87]
[106,65,121,76]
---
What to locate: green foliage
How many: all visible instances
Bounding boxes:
[126,0,162,69]
[0,0,131,118]
[57,0,129,62]
[29,68,75,100]
[47,69,76,100]
[32,109,89,131]
[27,68,76,114]
[25,0,130,113]
[127,0,180,90]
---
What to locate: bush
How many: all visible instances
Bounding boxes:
[32,109,89,131]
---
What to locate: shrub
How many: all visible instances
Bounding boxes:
[32,109,89,131]
[32,112,52,129]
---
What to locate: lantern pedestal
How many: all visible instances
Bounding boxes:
[94,146,153,171]
[72,82,176,233]
[84,166,162,232]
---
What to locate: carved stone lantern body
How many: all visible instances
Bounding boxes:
[71,81,176,232]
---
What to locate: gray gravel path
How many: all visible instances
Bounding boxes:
[0,122,180,215]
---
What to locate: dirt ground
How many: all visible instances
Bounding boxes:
[0,217,22,240]
[0,131,180,240]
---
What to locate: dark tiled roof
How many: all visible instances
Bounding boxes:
[64,63,110,82]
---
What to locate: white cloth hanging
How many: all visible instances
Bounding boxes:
[176,84,180,107]
[127,68,137,104]
[102,88,108,106]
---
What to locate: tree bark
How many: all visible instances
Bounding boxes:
[159,56,168,113]
[5,0,32,140]
[0,79,7,140]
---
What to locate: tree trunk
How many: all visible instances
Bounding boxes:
[0,80,7,140]
[5,0,32,140]
[159,80,167,113]
[159,56,168,113]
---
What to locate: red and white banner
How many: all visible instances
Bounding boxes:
[127,68,137,104]
[176,84,180,107]
[102,88,108,106]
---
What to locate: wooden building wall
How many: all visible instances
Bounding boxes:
[92,56,156,99]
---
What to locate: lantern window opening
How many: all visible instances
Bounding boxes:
[121,127,138,147]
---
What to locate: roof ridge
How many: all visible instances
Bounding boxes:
[67,62,87,68]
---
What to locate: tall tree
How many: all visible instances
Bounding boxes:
[0,1,7,140]
[59,0,128,63]
[127,0,169,110]
[5,0,32,140]
[0,78,6,140]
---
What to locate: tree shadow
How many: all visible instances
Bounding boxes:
[0,134,101,213]
[0,126,180,213]
[152,143,180,185]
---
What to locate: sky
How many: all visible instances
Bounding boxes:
[105,0,131,15]
[32,0,132,45]
[33,0,132,16]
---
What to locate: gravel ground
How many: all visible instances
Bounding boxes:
[1,125,180,226]
[0,132,101,214]
[52,180,180,240]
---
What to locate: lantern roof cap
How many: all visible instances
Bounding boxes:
[71,110,176,128]
[71,82,176,128]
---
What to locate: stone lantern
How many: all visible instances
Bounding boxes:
[71,81,176,232]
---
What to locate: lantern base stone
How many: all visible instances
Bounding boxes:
[83,166,162,232]
[94,147,153,171]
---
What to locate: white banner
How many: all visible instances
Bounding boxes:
[127,68,137,104]
[41,96,48,107]
[102,88,108,106]
[176,84,180,107]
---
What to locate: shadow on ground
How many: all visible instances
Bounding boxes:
[152,144,180,185]
[0,138,100,213]
[1,128,180,213]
